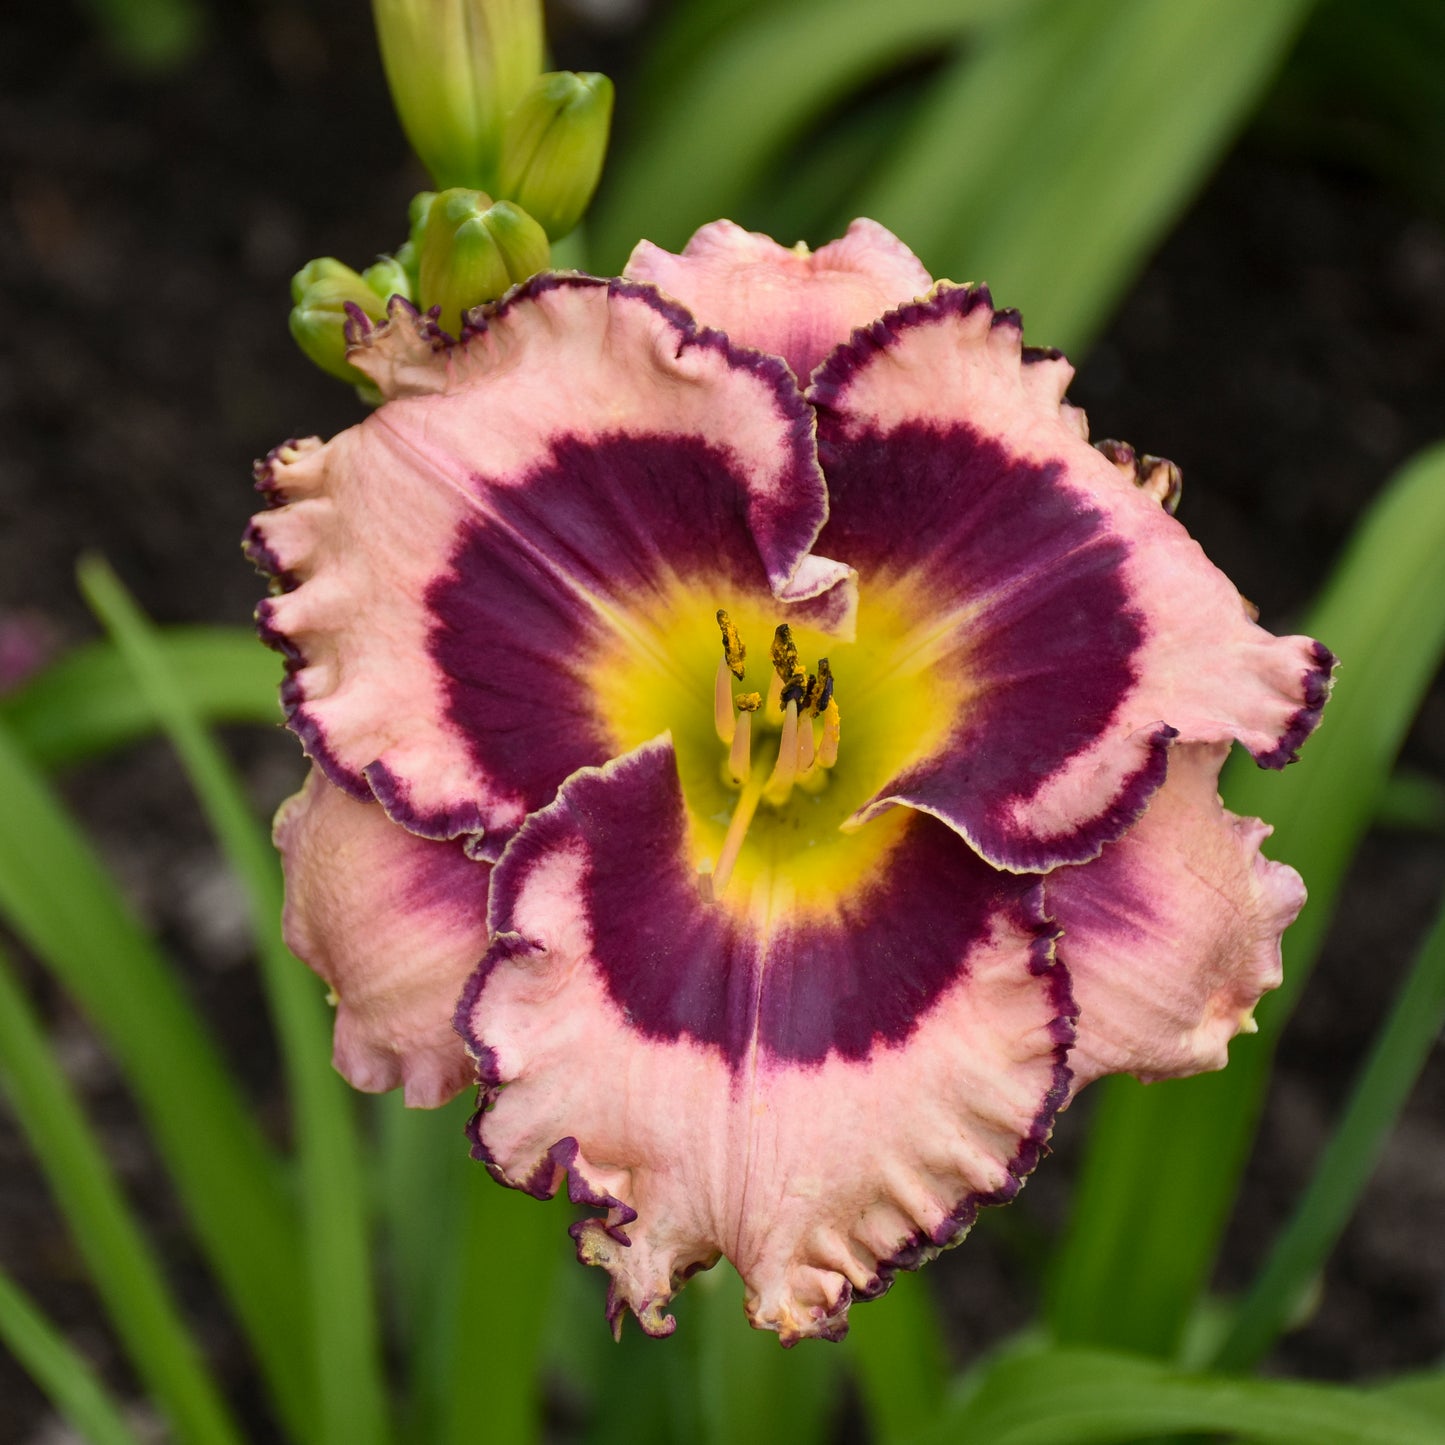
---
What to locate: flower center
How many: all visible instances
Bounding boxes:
[586,576,964,923]
[707,612,843,898]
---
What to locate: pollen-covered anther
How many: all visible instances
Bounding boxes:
[770,624,807,711]
[716,608,746,680]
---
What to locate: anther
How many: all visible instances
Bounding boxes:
[811,659,834,716]
[770,623,807,713]
[716,609,746,680]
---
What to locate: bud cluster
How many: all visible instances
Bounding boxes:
[372,0,612,241]
[290,1,615,392]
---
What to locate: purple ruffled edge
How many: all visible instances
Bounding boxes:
[452,877,1078,1342]
[245,275,831,832]
[1253,640,1337,769]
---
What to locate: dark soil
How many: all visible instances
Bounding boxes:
[2,2,1443,1440]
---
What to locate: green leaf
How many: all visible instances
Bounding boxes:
[0,1265,151,1445]
[590,0,1021,271]
[380,1095,563,1445]
[1213,884,1445,1370]
[924,1346,1444,1445]
[843,1271,949,1443]
[79,557,392,1445]
[0,627,279,771]
[1375,767,1445,834]
[850,0,1315,354]
[1049,441,1445,1354]
[0,718,313,1436]
[0,942,244,1445]
[1378,1371,1445,1423]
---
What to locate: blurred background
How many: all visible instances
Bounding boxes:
[2,0,1444,1439]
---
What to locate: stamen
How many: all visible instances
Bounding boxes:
[796,711,816,773]
[818,697,841,768]
[728,704,753,785]
[764,700,799,805]
[765,668,783,715]
[714,658,736,745]
[716,609,746,680]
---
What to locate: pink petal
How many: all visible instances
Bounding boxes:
[458,738,1073,1341]
[274,767,488,1106]
[247,277,854,853]
[1048,741,1305,1091]
[810,284,1334,871]
[625,219,933,383]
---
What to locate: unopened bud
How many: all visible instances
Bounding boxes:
[497,71,614,240]
[288,258,388,383]
[362,252,413,305]
[417,188,550,335]
[372,0,544,188]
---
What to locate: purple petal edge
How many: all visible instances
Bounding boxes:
[852,894,1075,1311]
[473,273,826,594]
[808,283,1008,415]
[1252,640,1336,768]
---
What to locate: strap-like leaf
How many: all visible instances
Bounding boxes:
[1050,441,1445,1353]
[80,557,392,1445]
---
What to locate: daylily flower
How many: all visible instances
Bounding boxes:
[247,219,1332,1343]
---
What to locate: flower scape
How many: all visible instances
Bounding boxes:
[246,219,1334,1344]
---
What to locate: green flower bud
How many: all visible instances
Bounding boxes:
[288,259,388,384]
[497,71,614,240]
[417,188,550,335]
[372,0,544,189]
[362,252,413,305]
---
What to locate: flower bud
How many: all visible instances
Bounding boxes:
[288,259,388,383]
[496,71,614,240]
[362,252,414,305]
[371,0,544,189]
[417,188,550,335]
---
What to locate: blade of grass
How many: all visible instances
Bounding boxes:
[1378,1371,1445,1422]
[693,1267,841,1445]
[924,1345,1444,1445]
[1213,885,1445,1370]
[0,942,245,1445]
[590,0,1025,270]
[1375,767,1445,834]
[843,1271,948,1444]
[850,0,1314,354]
[1049,441,1445,1353]
[79,557,392,1445]
[379,1094,562,1445]
[0,628,279,771]
[0,1265,152,1445]
[0,719,312,1435]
